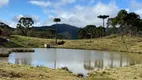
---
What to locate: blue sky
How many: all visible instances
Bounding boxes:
[0,0,142,28]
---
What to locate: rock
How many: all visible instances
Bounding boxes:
[61,67,69,72]
[57,41,65,45]
[76,73,84,78]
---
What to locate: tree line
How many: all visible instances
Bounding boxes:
[0,10,142,39]
[78,10,142,39]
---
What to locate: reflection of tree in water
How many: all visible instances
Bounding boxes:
[84,59,104,70]
[94,60,103,69]
[84,61,94,70]
[15,58,31,65]
[84,60,104,70]
[108,52,123,68]
[110,53,113,68]
[54,49,56,69]
[84,51,142,71]
[83,51,104,70]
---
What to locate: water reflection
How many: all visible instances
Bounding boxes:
[1,48,142,76]
[9,53,32,65]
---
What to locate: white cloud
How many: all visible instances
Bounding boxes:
[10,14,40,27]
[130,0,142,18]
[29,0,51,7]
[135,9,142,18]
[8,0,119,28]
[12,14,24,22]
[0,0,9,7]
[53,0,76,8]
[130,0,142,10]
[43,2,119,27]
[29,0,76,9]
[12,14,40,22]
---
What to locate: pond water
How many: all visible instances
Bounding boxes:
[1,48,142,76]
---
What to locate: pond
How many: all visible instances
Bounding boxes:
[1,48,142,76]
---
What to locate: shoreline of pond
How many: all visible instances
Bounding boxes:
[3,35,142,55]
[0,48,34,57]
[0,62,142,80]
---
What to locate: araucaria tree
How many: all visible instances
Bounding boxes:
[98,15,109,28]
[17,17,34,36]
[54,18,61,24]
[98,15,109,37]
[53,18,61,44]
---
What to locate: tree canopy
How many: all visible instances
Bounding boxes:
[16,17,34,36]
[107,10,142,36]
[98,15,109,19]
[54,18,61,23]
[17,17,34,28]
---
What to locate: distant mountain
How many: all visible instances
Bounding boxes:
[33,24,80,39]
[0,22,13,30]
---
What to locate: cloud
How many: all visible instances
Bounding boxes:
[12,14,40,22]
[130,0,142,10]
[0,0,9,7]
[10,14,40,27]
[135,9,142,18]
[12,14,24,22]
[130,0,142,18]
[43,1,119,27]
[29,0,76,9]
[29,0,51,7]
[53,0,76,8]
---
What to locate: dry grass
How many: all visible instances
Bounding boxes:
[0,62,82,80]
[86,64,142,80]
[1,62,142,80]
[57,35,142,54]
[4,35,142,53]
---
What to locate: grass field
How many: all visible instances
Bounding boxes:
[0,62,82,80]
[1,62,142,80]
[86,64,142,80]
[4,35,142,53]
[1,35,142,80]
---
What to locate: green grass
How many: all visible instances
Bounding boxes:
[3,35,142,53]
[4,35,56,48]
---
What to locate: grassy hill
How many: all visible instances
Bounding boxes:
[3,35,142,53]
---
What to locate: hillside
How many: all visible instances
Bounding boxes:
[3,35,142,54]
[33,24,80,39]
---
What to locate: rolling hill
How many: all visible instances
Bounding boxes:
[33,24,80,39]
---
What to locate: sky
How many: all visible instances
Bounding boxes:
[0,0,142,28]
